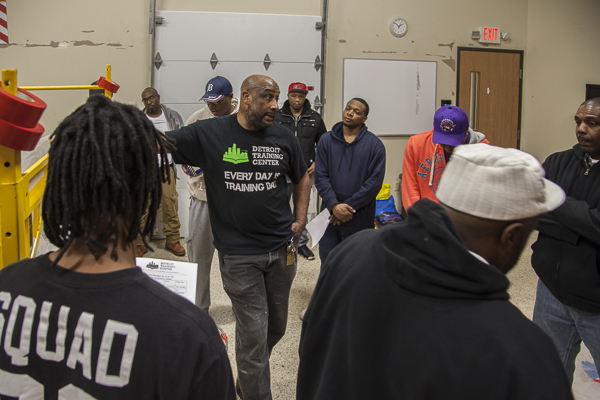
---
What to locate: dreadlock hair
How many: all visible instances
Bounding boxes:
[43,95,176,264]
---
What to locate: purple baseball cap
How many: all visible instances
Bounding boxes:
[432,105,469,146]
[200,76,233,102]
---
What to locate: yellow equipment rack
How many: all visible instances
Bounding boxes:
[0,65,116,268]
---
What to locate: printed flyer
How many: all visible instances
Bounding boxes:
[137,257,198,305]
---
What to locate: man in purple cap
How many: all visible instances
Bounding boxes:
[274,82,327,261]
[183,76,239,313]
[401,105,488,212]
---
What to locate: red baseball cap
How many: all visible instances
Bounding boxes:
[288,82,308,94]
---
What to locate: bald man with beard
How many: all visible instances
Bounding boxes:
[165,75,310,400]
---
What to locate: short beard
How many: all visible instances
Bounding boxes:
[245,106,271,130]
[342,120,359,129]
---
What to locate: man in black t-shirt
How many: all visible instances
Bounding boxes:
[0,96,234,399]
[166,74,310,400]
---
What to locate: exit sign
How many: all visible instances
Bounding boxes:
[478,26,501,44]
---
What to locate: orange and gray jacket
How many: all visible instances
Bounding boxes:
[401,128,488,210]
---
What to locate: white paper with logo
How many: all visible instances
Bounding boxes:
[137,258,198,304]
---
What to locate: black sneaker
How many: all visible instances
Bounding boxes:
[298,245,315,260]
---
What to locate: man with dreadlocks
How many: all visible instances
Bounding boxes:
[0,96,235,399]
[165,74,310,400]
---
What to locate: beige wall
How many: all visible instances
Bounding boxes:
[1,0,152,142]
[2,0,599,183]
[324,0,529,185]
[521,0,600,162]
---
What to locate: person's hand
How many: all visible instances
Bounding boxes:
[329,214,341,226]
[307,162,315,176]
[332,203,355,223]
[291,220,306,240]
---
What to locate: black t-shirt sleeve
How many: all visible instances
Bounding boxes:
[166,123,206,167]
[287,132,308,184]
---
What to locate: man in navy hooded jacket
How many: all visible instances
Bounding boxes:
[315,98,386,263]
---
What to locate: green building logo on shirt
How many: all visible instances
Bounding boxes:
[223,143,249,164]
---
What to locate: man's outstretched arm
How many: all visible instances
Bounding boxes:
[291,172,311,239]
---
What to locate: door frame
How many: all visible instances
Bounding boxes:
[456,47,524,149]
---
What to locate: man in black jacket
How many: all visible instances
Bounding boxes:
[531,97,600,384]
[274,82,327,260]
[298,144,572,400]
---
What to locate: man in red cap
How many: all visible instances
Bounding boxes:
[274,82,327,261]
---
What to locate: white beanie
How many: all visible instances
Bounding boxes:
[436,144,565,220]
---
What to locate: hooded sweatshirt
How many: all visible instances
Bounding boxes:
[315,122,386,230]
[297,199,573,400]
[402,128,488,210]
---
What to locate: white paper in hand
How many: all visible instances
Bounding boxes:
[306,208,330,249]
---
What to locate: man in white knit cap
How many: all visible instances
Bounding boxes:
[297,144,574,400]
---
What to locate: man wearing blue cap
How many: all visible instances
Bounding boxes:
[401,105,488,212]
[183,76,239,313]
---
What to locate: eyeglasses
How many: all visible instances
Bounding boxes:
[142,95,157,103]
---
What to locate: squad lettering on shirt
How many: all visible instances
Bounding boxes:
[0,291,138,397]
[222,144,285,192]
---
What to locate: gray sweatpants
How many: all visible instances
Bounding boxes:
[186,197,215,312]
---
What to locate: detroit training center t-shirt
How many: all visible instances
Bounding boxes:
[167,114,307,254]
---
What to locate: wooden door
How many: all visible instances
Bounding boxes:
[457,49,523,148]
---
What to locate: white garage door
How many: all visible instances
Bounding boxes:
[152,11,323,238]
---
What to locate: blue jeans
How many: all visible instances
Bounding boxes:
[533,279,600,384]
[219,245,297,400]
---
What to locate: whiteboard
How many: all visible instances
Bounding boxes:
[343,59,437,136]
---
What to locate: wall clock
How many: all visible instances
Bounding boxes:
[389,17,408,37]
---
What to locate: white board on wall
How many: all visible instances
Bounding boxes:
[343,59,437,136]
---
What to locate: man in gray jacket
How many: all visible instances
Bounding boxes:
[138,87,186,257]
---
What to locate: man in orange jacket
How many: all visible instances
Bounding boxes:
[401,105,488,211]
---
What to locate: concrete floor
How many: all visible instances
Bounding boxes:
[142,233,599,399]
